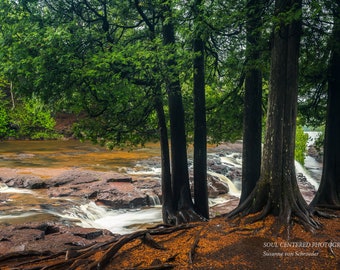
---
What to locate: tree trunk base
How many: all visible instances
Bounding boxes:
[227,184,321,237]
[164,207,206,225]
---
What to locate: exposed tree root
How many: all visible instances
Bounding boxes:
[162,206,205,225]
[312,208,340,218]
[227,187,321,238]
[313,204,340,210]
[188,227,205,264]
[172,208,206,225]
[1,223,197,270]
[0,250,53,263]
[126,263,175,269]
[142,233,166,250]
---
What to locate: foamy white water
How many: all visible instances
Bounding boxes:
[60,202,163,234]
[220,155,242,169]
[208,171,241,197]
[0,183,33,194]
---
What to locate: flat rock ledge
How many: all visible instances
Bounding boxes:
[0,221,116,255]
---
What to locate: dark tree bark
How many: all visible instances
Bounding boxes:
[153,86,174,223]
[229,0,319,231]
[310,2,340,209]
[133,1,175,223]
[161,1,202,224]
[193,0,209,219]
[239,0,264,204]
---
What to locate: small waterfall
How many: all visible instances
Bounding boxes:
[207,171,241,197]
[59,201,109,221]
[0,182,8,191]
[127,166,161,177]
[55,201,162,234]
[0,183,33,194]
[147,194,161,206]
[220,155,242,169]
[306,131,321,146]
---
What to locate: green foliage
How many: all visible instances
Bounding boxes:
[295,124,309,165]
[314,130,324,153]
[9,95,58,140]
[0,89,10,139]
[205,84,243,143]
[298,0,333,127]
[0,0,334,150]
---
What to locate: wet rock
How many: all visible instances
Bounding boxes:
[68,227,104,240]
[2,175,46,189]
[48,169,132,187]
[226,166,242,182]
[48,171,154,209]
[0,168,157,210]
[297,173,316,204]
[307,145,323,163]
[0,193,9,203]
[48,170,101,187]
[208,175,230,198]
[0,222,115,254]
[210,195,240,217]
[188,172,231,199]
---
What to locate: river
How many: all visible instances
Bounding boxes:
[0,137,321,234]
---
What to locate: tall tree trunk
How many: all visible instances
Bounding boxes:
[240,0,263,204]
[153,85,174,223]
[229,0,319,232]
[161,1,202,224]
[310,2,340,209]
[193,0,209,219]
[10,81,15,109]
[134,0,175,224]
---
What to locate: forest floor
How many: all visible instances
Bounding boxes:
[0,212,339,269]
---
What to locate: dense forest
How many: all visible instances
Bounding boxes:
[0,0,339,228]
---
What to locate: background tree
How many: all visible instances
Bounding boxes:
[229,0,320,231]
[0,88,11,139]
[239,0,266,204]
[192,0,209,219]
[310,0,340,209]
[298,0,332,127]
[161,0,202,223]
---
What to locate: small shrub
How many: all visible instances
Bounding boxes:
[295,124,309,165]
[0,90,11,139]
[9,95,58,140]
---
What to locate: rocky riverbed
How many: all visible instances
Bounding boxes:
[0,142,319,256]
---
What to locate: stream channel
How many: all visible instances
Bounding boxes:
[0,134,321,235]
